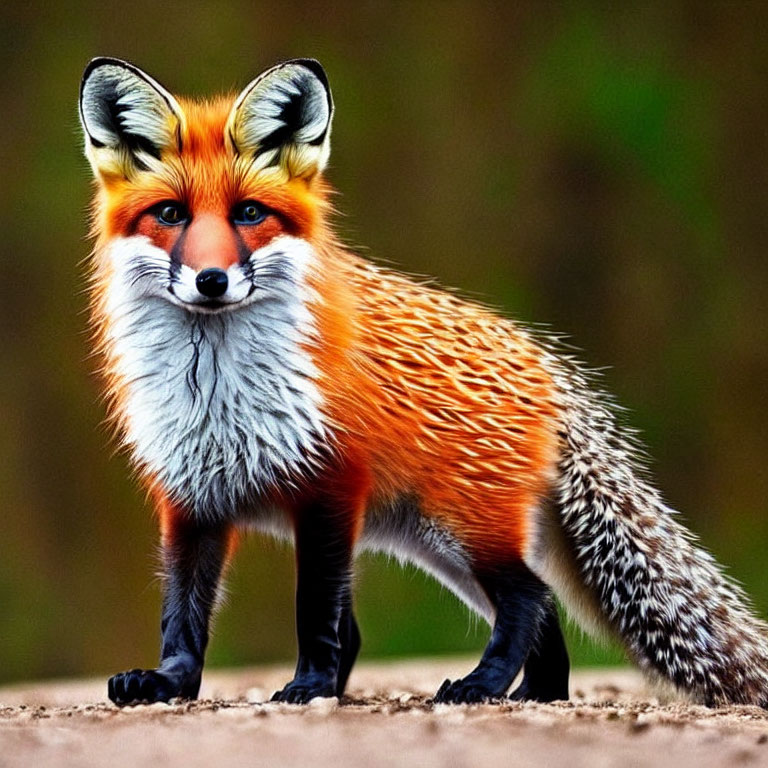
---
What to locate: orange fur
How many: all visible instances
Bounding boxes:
[304,243,560,566]
[90,92,561,569]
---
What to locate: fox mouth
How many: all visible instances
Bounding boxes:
[194,298,225,311]
[166,282,256,314]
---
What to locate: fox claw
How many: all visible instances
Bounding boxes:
[108,668,179,706]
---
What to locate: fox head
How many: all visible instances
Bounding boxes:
[80,58,334,313]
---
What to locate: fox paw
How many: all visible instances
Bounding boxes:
[432,678,504,704]
[271,678,337,704]
[108,669,179,706]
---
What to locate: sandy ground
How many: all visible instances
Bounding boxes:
[2,660,768,767]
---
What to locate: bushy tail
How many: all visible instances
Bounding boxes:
[550,360,768,707]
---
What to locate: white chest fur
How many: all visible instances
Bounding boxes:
[101,236,327,520]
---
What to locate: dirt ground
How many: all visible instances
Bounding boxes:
[2,659,768,768]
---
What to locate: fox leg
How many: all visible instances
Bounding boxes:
[433,564,553,704]
[336,605,361,697]
[272,497,359,704]
[509,599,569,702]
[108,512,233,706]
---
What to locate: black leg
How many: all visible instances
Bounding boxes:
[108,519,232,706]
[509,599,570,702]
[433,565,551,704]
[271,500,356,704]
[336,606,361,697]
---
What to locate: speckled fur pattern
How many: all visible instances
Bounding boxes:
[533,351,768,707]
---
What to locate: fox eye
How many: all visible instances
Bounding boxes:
[156,202,188,226]
[233,200,267,225]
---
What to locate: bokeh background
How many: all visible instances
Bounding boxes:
[1,1,767,685]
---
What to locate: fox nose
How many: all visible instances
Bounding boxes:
[196,268,228,298]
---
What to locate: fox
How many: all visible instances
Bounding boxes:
[79,57,768,708]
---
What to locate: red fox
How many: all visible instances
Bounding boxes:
[80,57,768,707]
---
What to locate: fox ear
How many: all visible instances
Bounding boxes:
[227,59,333,180]
[79,57,184,180]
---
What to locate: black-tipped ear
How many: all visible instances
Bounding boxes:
[227,59,333,179]
[79,57,184,179]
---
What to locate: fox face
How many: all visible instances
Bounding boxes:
[80,57,332,315]
[80,59,335,516]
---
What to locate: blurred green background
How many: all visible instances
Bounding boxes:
[1,0,767,684]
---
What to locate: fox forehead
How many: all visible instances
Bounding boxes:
[97,94,324,238]
[165,95,235,212]
[177,95,232,154]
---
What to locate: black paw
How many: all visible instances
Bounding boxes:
[271,677,337,704]
[432,677,504,704]
[108,668,180,706]
[508,679,567,703]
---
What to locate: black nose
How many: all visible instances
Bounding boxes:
[196,268,228,298]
